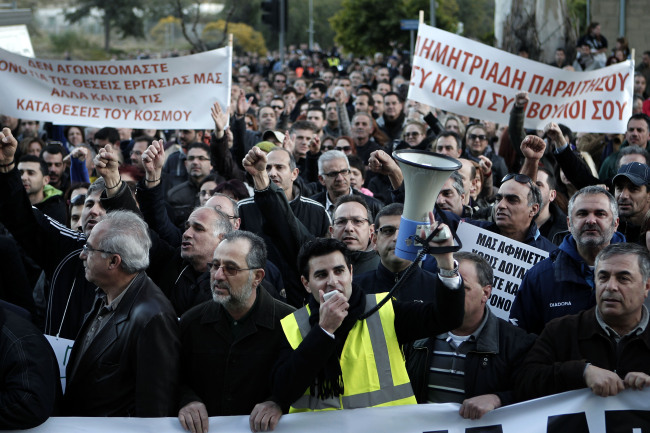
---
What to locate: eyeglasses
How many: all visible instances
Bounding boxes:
[323,168,351,178]
[333,217,369,227]
[468,134,487,141]
[82,244,115,256]
[270,105,284,110]
[376,225,398,236]
[274,79,286,83]
[246,122,254,128]
[501,173,535,189]
[199,190,213,197]
[322,145,335,151]
[207,262,254,276]
[187,155,210,162]
[336,146,351,152]
[404,132,421,138]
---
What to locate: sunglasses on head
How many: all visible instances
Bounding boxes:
[501,173,534,188]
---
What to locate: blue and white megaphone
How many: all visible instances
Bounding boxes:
[392,149,461,261]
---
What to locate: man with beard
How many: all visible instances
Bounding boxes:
[510,186,625,334]
[177,231,294,433]
[613,162,650,243]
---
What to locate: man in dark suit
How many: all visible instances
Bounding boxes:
[63,209,180,417]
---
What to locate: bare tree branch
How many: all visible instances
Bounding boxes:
[217,6,236,48]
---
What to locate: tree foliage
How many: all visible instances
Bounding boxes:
[150,16,184,46]
[330,0,460,56]
[203,20,267,54]
[65,0,148,51]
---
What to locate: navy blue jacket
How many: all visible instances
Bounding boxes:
[354,262,439,303]
[509,232,626,335]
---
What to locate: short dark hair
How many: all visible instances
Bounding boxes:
[94,127,120,144]
[355,91,375,107]
[628,113,650,131]
[290,120,318,134]
[41,144,65,157]
[282,86,298,97]
[454,251,493,287]
[334,194,372,221]
[347,155,365,177]
[537,167,557,190]
[222,230,267,270]
[374,203,403,227]
[306,106,326,119]
[595,243,650,282]
[18,155,48,177]
[435,131,462,149]
[186,142,211,156]
[310,82,327,94]
[133,135,153,145]
[384,91,404,103]
[298,237,350,280]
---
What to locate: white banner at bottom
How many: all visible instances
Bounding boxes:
[11,388,650,432]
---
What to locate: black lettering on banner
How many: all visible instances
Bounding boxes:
[546,413,589,433]
[605,410,650,433]
[466,426,504,433]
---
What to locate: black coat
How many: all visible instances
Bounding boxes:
[179,287,295,415]
[405,309,536,406]
[0,307,61,429]
[63,272,180,417]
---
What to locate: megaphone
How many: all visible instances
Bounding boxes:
[392,150,461,261]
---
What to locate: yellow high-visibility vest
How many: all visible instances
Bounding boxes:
[280,293,416,412]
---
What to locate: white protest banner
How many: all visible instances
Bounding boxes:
[456,221,548,320]
[44,334,74,393]
[0,46,232,129]
[0,25,34,57]
[408,23,634,133]
[10,388,650,433]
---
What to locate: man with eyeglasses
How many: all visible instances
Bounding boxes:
[63,210,180,417]
[177,230,294,433]
[310,150,384,220]
[272,72,288,94]
[355,203,440,302]
[241,146,330,307]
[0,130,139,339]
[462,123,508,187]
[166,142,224,229]
[128,135,151,170]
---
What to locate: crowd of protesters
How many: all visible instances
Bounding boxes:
[1,20,650,432]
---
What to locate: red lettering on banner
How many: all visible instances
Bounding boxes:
[616,101,627,119]
[488,93,499,111]
[605,74,616,91]
[497,66,511,87]
[501,96,514,113]
[447,48,462,69]
[594,76,605,92]
[48,76,68,85]
[116,95,138,104]
[28,59,54,72]
[528,75,544,93]
[90,93,114,103]
[485,63,499,83]
[467,87,480,106]
[469,55,483,75]
[71,79,122,90]
[415,66,432,89]
[512,69,526,90]
[562,82,575,97]
[51,88,89,100]
[430,42,449,63]
[593,101,602,120]
[618,72,629,91]
[432,75,447,95]
[460,51,474,72]
[553,80,567,97]
[568,100,581,119]
[528,102,540,118]
[539,104,551,119]
[540,79,554,96]
[455,82,464,101]
[417,37,435,59]
[478,89,486,107]
[27,70,48,81]
[16,99,101,118]
[0,60,28,74]
[133,110,192,122]
[442,79,460,100]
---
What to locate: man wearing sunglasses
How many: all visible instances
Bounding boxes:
[462,123,508,187]
[177,230,294,433]
[354,203,440,303]
[469,173,556,253]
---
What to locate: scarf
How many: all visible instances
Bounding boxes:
[307,286,366,400]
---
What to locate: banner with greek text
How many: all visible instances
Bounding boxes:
[44,334,74,393]
[456,221,549,320]
[10,388,650,433]
[0,46,232,129]
[408,24,634,133]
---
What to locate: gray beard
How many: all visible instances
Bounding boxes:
[212,273,254,308]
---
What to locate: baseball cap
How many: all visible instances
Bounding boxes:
[262,130,285,144]
[613,162,650,186]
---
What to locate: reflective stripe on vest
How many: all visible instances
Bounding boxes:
[281,293,416,411]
